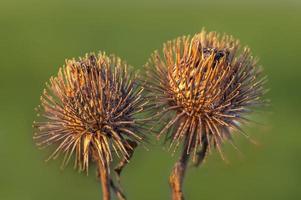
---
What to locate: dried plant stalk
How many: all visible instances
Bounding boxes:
[98,161,111,200]
[33,52,148,200]
[169,139,190,200]
[144,29,268,200]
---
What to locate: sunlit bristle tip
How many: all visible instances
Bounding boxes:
[33,52,147,172]
[145,30,267,164]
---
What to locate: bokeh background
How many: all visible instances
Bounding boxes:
[1,0,300,199]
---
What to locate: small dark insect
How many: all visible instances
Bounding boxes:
[33,52,148,200]
[144,30,268,200]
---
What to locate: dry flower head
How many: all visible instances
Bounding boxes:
[33,53,147,172]
[145,30,267,164]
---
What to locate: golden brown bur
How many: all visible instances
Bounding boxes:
[33,52,148,200]
[145,30,268,200]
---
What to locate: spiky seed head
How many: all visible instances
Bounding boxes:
[33,52,146,171]
[145,30,267,163]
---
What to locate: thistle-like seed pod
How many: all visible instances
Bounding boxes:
[145,30,267,200]
[33,52,147,200]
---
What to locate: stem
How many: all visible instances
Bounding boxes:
[169,144,190,200]
[169,137,208,200]
[97,160,111,200]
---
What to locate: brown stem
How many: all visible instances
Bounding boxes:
[97,160,111,200]
[169,137,208,200]
[169,145,190,200]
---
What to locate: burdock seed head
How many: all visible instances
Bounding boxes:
[33,52,147,172]
[145,30,268,164]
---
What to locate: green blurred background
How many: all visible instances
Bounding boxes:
[1,0,300,199]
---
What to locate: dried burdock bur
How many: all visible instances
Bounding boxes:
[33,52,148,200]
[144,30,268,200]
